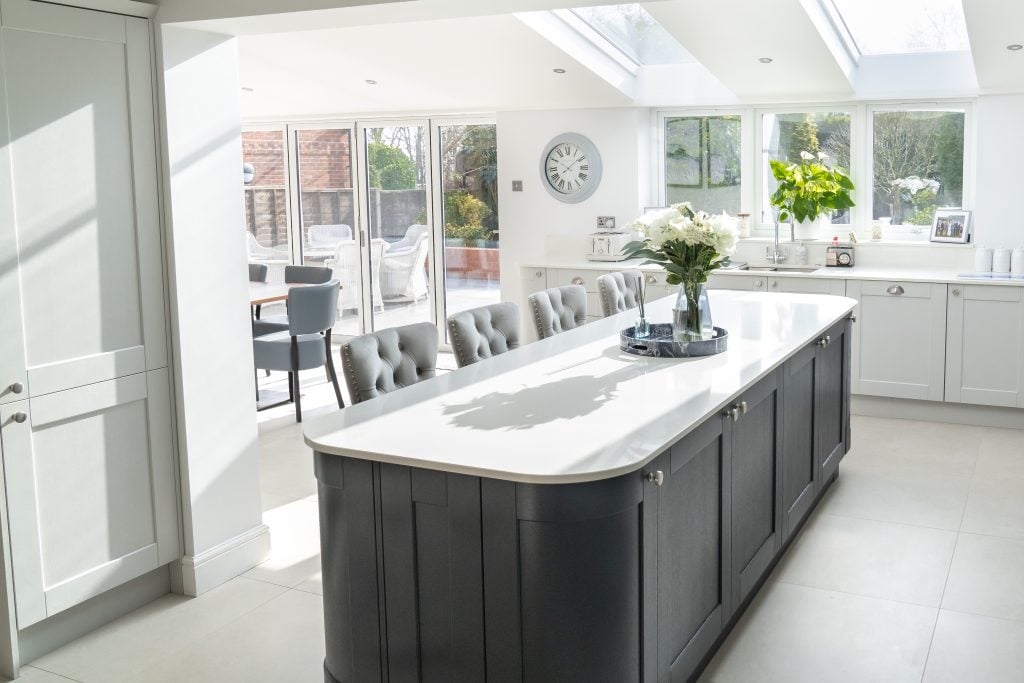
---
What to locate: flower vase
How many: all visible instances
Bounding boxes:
[672,282,713,342]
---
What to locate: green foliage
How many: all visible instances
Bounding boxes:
[769,155,855,223]
[367,142,417,190]
[444,190,492,228]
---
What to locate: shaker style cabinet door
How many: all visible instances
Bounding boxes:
[0,1,166,398]
[945,285,1024,408]
[847,280,946,401]
[0,370,178,627]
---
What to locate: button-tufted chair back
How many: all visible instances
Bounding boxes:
[596,270,643,317]
[340,322,439,404]
[527,285,587,340]
[447,302,521,368]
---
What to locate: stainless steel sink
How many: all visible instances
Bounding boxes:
[742,265,822,273]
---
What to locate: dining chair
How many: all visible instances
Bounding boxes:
[527,285,587,340]
[596,270,643,317]
[340,322,438,405]
[253,279,344,422]
[447,302,520,368]
[253,265,336,337]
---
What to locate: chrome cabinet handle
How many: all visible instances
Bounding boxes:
[952,288,961,297]
[11,412,27,424]
[646,275,657,284]
[571,276,585,286]
[886,284,905,296]
[646,470,664,486]
[8,382,24,394]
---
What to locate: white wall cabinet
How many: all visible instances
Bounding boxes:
[946,284,1024,408]
[0,0,176,628]
[847,280,947,401]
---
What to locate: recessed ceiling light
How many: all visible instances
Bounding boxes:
[758,57,773,64]
[553,68,567,74]
[241,86,254,92]
[1008,44,1023,51]
[365,79,378,85]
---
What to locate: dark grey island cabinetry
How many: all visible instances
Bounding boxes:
[305,292,855,683]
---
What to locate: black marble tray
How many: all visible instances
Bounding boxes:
[620,324,728,358]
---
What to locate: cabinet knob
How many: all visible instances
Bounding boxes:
[571,276,584,286]
[11,412,27,424]
[8,382,24,394]
[886,284,905,296]
[952,288,961,297]
[646,275,657,284]
[646,470,664,486]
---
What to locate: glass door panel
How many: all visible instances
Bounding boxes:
[438,124,500,326]
[242,129,291,282]
[292,127,360,336]
[362,125,434,331]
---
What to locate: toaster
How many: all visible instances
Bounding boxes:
[586,231,632,262]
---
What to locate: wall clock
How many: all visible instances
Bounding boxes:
[539,133,603,203]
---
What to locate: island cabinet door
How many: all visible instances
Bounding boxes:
[781,343,819,542]
[649,416,732,683]
[729,370,783,606]
[817,319,852,483]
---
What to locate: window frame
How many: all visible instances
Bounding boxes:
[655,107,753,214]
[865,101,974,239]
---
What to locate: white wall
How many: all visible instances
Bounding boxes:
[157,26,268,595]
[497,107,652,308]
[973,94,1024,248]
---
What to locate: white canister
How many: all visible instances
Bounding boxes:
[974,246,993,273]
[993,247,1012,274]
[1012,246,1024,274]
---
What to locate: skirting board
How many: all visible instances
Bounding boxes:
[178,524,271,597]
[852,395,1024,430]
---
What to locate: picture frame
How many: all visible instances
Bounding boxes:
[930,209,972,244]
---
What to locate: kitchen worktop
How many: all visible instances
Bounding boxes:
[305,290,856,484]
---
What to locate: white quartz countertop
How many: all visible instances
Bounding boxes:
[304,291,856,484]
[527,258,1024,287]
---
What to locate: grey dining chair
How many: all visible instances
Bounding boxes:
[340,322,438,405]
[253,279,343,422]
[447,302,521,368]
[253,265,335,337]
[527,285,587,340]
[596,270,643,317]
[248,263,269,283]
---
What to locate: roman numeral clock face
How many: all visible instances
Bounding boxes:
[539,134,602,203]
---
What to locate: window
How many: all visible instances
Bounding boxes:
[570,4,694,65]
[870,109,965,228]
[664,115,741,213]
[761,111,852,225]
[830,0,970,55]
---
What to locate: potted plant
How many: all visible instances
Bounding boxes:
[624,203,737,342]
[769,151,855,240]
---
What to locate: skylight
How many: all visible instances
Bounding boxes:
[570,4,695,65]
[831,0,970,55]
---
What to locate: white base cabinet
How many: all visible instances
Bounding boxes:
[946,284,1024,408]
[847,280,947,401]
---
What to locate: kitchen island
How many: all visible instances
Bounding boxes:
[305,290,856,683]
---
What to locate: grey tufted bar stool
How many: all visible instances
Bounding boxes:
[446,302,521,368]
[596,270,643,317]
[527,285,587,340]
[340,322,439,404]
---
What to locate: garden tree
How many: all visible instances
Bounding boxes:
[366,142,417,190]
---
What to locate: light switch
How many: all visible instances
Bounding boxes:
[512,180,523,192]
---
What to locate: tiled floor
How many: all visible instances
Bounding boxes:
[16,377,1024,681]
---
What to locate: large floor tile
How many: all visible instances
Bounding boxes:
[244,498,321,589]
[700,582,936,683]
[975,428,1024,482]
[942,533,1024,621]
[775,513,957,607]
[127,590,325,683]
[961,477,1024,540]
[846,417,981,478]
[923,610,1024,683]
[818,466,970,531]
[30,578,287,683]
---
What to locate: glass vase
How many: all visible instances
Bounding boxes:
[672,281,713,342]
